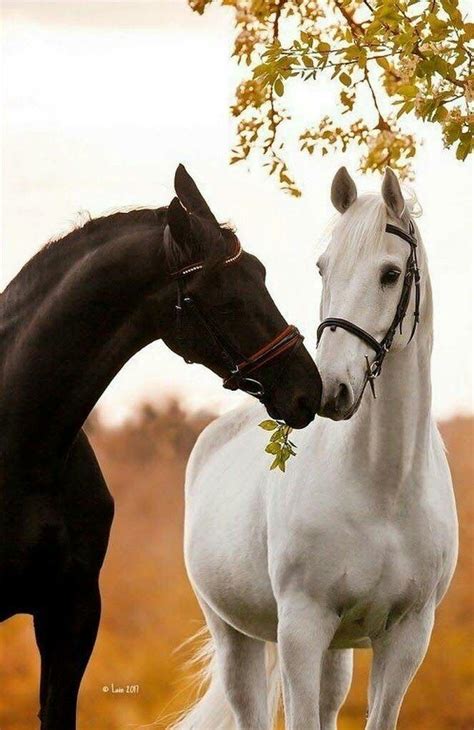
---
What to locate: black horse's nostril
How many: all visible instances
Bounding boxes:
[282,393,317,429]
[295,394,313,415]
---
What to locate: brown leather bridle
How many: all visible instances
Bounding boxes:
[169,239,304,398]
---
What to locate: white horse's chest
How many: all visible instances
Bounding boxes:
[267,458,456,645]
[185,406,457,648]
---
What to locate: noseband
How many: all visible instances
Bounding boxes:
[316,219,421,399]
[170,241,304,398]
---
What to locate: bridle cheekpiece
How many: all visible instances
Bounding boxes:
[316,219,421,399]
[170,239,304,399]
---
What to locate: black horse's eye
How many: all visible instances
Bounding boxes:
[211,299,242,315]
[381,269,401,287]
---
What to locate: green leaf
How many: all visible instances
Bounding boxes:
[281,452,291,463]
[433,106,448,122]
[274,78,284,97]
[431,56,455,80]
[259,420,278,431]
[376,57,391,71]
[456,139,472,161]
[396,100,415,118]
[345,45,361,60]
[444,124,461,145]
[464,22,474,39]
[253,63,268,77]
[265,443,281,455]
[270,455,281,470]
[397,84,418,98]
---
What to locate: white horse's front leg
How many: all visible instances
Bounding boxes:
[366,604,435,730]
[278,597,340,730]
[201,599,269,730]
[320,649,353,730]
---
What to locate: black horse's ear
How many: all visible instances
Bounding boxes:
[165,197,194,269]
[167,197,192,244]
[174,164,219,226]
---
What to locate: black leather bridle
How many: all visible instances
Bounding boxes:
[169,238,304,399]
[316,219,421,399]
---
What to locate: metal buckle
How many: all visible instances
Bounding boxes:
[239,377,265,398]
[365,356,380,399]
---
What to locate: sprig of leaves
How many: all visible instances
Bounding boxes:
[259,419,297,472]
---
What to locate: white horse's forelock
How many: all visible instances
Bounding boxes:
[322,188,422,273]
[330,194,387,270]
[401,184,423,219]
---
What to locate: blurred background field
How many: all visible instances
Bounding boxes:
[0,403,472,730]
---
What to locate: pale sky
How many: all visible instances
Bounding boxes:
[1,0,473,422]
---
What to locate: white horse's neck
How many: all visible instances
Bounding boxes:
[357,338,431,461]
[341,281,434,499]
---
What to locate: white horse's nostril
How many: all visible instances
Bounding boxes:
[335,382,353,412]
[336,383,346,409]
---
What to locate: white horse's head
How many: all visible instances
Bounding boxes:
[315,167,429,421]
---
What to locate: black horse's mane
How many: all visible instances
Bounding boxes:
[12,207,167,293]
[0,206,237,348]
[0,208,167,341]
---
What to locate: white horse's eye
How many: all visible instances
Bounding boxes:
[381,268,401,287]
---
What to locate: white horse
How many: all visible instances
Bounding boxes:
[171,168,458,730]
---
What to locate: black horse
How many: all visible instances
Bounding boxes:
[0,165,321,729]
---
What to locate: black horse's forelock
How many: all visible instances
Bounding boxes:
[192,226,240,288]
[164,212,238,276]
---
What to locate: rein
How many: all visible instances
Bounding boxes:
[316,219,421,399]
[170,239,303,399]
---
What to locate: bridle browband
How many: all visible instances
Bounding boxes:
[316,219,421,399]
[170,239,304,399]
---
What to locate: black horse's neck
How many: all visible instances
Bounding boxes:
[1,211,174,469]
[0,209,165,354]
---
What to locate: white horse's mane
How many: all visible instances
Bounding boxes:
[321,187,422,272]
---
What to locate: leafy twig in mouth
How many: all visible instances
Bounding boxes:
[259,420,297,473]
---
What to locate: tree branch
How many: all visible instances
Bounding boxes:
[333,0,363,35]
[364,69,390,130]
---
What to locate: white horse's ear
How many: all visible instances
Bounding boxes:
[382,168,405,219]
[331,167,358,214]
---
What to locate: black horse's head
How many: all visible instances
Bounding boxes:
[160,165,321,429]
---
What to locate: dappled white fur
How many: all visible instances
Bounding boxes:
[172,173,458,730]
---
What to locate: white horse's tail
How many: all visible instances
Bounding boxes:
[169,628,280,730]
